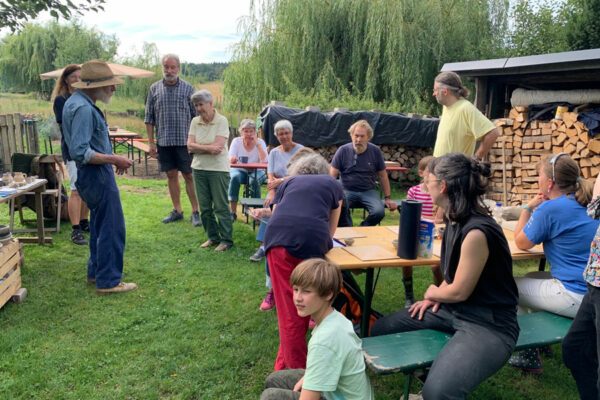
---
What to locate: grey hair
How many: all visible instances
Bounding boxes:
[162,54,180,67]
[274,119,293,134]
[191,89,213,104]
[288,153,329,176]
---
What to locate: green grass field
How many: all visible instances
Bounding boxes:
[0,177,580,399]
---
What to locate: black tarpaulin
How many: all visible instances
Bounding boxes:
[259,105,439,147]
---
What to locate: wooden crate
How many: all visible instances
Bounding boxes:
[0,239,23,309]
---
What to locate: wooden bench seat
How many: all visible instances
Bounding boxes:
[131,140,150,176]
[361,311,573,398]
[240,197,265,230]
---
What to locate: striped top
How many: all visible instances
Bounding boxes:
[407,183,435,219]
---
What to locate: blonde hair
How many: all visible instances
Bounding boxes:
[50,64,81,101]
[418,155,435,172]
[348,120,374,139]
[290,258,342,303]
[538,153,593,207]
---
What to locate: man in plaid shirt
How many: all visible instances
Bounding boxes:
[145,54,201,226]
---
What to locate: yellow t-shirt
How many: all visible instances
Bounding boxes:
[433,98,496,157]
[188,111,230,172]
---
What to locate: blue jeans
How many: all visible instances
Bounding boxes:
[228,168,266,201]
[256,218,271,288]
[75,164,125,289]
[563,284,600,400]
[371,304,517,399]
[344,189,385,226]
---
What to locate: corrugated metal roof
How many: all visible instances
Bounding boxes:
[441,48,600,76]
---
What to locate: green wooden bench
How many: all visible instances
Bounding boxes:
[361,311,573,399]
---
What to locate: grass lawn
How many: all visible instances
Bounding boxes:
[0,176,579,399]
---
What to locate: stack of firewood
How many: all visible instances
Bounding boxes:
[488,107,600,205]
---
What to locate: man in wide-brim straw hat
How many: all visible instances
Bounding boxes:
[62,59,137,294]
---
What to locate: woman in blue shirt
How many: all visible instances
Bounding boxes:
[512,152,598,373]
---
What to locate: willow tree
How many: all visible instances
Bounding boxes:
[224,0,509,113]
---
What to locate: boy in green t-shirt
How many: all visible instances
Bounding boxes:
[260,258,374,400]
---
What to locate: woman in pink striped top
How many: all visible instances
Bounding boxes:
[402,156,444,307]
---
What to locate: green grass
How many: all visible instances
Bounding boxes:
[0,178,579,399]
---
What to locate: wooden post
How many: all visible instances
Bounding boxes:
[0,115,10,171]
[501,139,508,205]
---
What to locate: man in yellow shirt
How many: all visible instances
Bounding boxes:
[432,71,499,159]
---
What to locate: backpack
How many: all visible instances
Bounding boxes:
[10,153,68,220]
[333,270,382,336]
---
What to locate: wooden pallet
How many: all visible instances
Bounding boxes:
[0,239,26,309]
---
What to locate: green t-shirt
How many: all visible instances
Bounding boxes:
[302,310,374,400]
[433,98,496,157]
[188,110,230,172]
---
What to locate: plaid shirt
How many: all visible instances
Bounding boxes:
[144,78,196,147]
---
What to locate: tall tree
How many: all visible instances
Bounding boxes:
[223,0,509,113]
[564,0,600,50]
[0,0,105,32]
[0,21,118,94]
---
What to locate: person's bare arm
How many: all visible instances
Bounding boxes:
[187,135,226,155]
[329,200,343,237]
[89,153,133,175]
[377,169,398,211]
[474,128,499,160]
[330,165,339,179]
[145,123,157,158]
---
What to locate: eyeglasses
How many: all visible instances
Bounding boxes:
[352,153,357,167]
[549,152,567,182]
[425,179,441,187]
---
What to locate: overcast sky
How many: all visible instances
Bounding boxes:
[33,0,254,64]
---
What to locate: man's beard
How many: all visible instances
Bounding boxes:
[353,143,365,153]
[95,88,113,104]
[163,72,178,83]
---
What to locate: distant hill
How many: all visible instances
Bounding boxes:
[181,62,229,82]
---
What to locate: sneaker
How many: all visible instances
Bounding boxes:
[79,220,90,232]
[200,240,218,248]
[96,282,138,294]
[191,211,202,227]
[231,212,237,222]
[71,228,88,245]
[508,348,543,374]
[249,247,265,262]
[162,210,183,223]
[260,289,275,311]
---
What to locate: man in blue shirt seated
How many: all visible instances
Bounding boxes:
[62,59,137,294]
[330,120,397,226]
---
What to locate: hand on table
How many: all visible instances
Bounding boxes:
[230,155,238,164]
[250,208,272,220]
[385,198,398,211]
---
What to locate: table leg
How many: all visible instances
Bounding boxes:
[34,190,45,246]
[361,268,374,338]
[537,257,547,271]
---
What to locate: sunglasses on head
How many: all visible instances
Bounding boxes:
[549,152,567,182]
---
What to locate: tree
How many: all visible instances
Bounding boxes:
[223,0,510,114]
[0,20,118,94]
[564,0,600,50]
[0,0,105,32]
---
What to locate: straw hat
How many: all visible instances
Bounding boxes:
[72,59,125,89]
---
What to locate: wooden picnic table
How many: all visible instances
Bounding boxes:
[0,179,49,245]
[326,225,545,337]
[231,162,268,198]
[109,128,141,158]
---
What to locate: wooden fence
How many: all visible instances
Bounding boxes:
[0,114,40,172]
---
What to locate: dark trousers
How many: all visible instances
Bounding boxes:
[563,284,600,400]
[76,164,125,289]
[260,369,304,400]
[371,304,517,400]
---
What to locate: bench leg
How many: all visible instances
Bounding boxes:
[404,374,412,400]
[538,257,546,272]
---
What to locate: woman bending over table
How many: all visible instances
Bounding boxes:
[511,152,598,373]
[371,152,519,399]
[228,118,268,221]
[253,153,344,370]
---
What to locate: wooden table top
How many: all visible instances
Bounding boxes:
[0,179,47,204]
[109,128,141,139]
[326,225,544,270]
[230,162,268,169]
